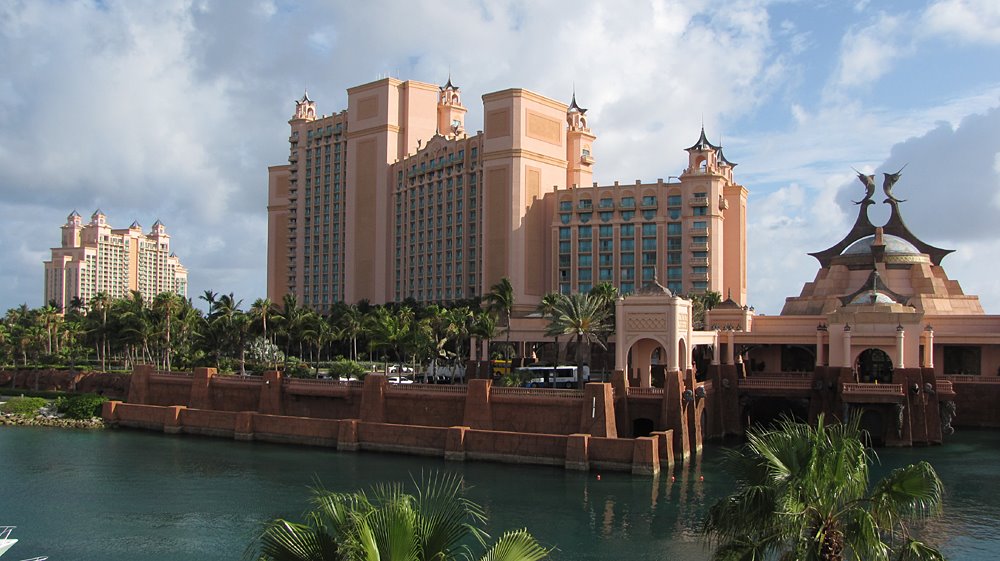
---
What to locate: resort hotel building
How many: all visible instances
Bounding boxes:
[266,77,747,314]
[44,210,189,309]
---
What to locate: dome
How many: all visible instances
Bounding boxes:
[849,291,897,305]
[842,234,920,256]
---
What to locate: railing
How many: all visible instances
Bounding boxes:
[936,380,954,395]
[689,196,709,206]
[283,378,363,388]
[626,387,663,397]
[386,384,468,394]
[842,383,903,396]
[944,374,1000,383]
[152,370,193,378]
[213,375,262,385]
[738,378,812,391]
[490,387,584,399]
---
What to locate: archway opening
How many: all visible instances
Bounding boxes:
[858,409,885,446]
[633,418,655,438]
[857,348,893,384]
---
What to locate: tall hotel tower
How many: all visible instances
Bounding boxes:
[44,210,188,309]
[267,78,747,314]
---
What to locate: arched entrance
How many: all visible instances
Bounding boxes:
[858,408,886,446]
[625,338,668,388]
[633,417,655,438]
[857,348,893,383]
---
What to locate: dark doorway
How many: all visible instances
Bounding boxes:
[633,418,655,438]
[858,409,885,446]
[856,348,893,383]
[745,397,810,431]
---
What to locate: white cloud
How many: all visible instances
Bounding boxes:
[922,0,1000,44]
[829,12,909,94]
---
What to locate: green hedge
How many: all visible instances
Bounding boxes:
[0,396,49,417]
[55,394,109,419]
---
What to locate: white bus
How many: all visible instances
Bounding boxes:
[516,365,581,388]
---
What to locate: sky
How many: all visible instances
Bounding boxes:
[1,0,999,315]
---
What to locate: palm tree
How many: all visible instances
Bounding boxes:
[537,292,563,365]
[250,472,549,561]
[703,415,946,561]
[544,293,611,388]
[250,298,275,343]
[484,277,514,360]
[88,292,111,370]
[152,292,182,371]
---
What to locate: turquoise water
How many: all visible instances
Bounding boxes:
[2,426,998,560]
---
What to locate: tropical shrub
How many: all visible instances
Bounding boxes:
[0,396,49,416]
[250,472,550,561]
[56,393,109,419]
[328,359,366,380]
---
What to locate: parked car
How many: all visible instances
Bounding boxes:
[387,364,414,374]
[387,376,414,384]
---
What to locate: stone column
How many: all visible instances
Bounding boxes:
[924,326,935,368]
[896,325,906,369]
[725,329,735,365]
[815,327,826,367]
[842,325,853,368]
[712,332,720,366]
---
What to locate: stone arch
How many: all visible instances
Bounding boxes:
[855,348,894,383]
[678,337,688,372]
[622,336,669,388]
[858,408,886,446]
[633,417,655,438]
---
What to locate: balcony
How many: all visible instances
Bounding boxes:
[689,196,709,206]
[841,383,904,403]
[689,242,709,251]
[690,227,708,236]
[581,154,595,165]
[689,257,709,266]
[690,272,710,281]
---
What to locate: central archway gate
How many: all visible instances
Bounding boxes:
[613,283,717,457]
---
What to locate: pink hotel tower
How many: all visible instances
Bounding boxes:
[267,78,747,314]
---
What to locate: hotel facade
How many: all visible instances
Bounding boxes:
[44,210,188,309]
[267,77,747,314]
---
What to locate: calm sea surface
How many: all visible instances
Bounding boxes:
[3,426,998,560]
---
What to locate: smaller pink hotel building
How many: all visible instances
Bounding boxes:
[44,210,188,308]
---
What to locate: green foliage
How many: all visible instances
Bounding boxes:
[0,396,49,416]
[703,415,946,561]
[283,357,314,379]
[249,472,550,561]
[55,393,109,419]
[327,359,366,380]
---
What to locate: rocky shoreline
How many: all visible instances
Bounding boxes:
[0,413,105,429]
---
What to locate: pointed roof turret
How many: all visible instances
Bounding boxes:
[68,210,81,219]
[440,74,458,91]
[152,219,164,228]
[298,89,312,103]
[92,208,105,219]
[568,91,587,114]
[717,146,737,167]
[685,126,720,152]
[129,220,142,229]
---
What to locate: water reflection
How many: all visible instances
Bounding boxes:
[4,427,1000,561]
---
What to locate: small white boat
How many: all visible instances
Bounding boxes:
[0,527,46,560]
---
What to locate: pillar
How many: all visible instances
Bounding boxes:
[580,383,617,438]
[258,370,283,415]
[842,325,853,368]
[711,333,720,366]
[631,436,660,476]
[896,326,906,369]
[924,326,934,369]
[127,364,152,404]
[360,375,387,423]
[565,433,590,471]
[816,327,826,367]
[462,379,493,429]
[725,330,735,365]
[189,367,216,410]
[445,426,469,461]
